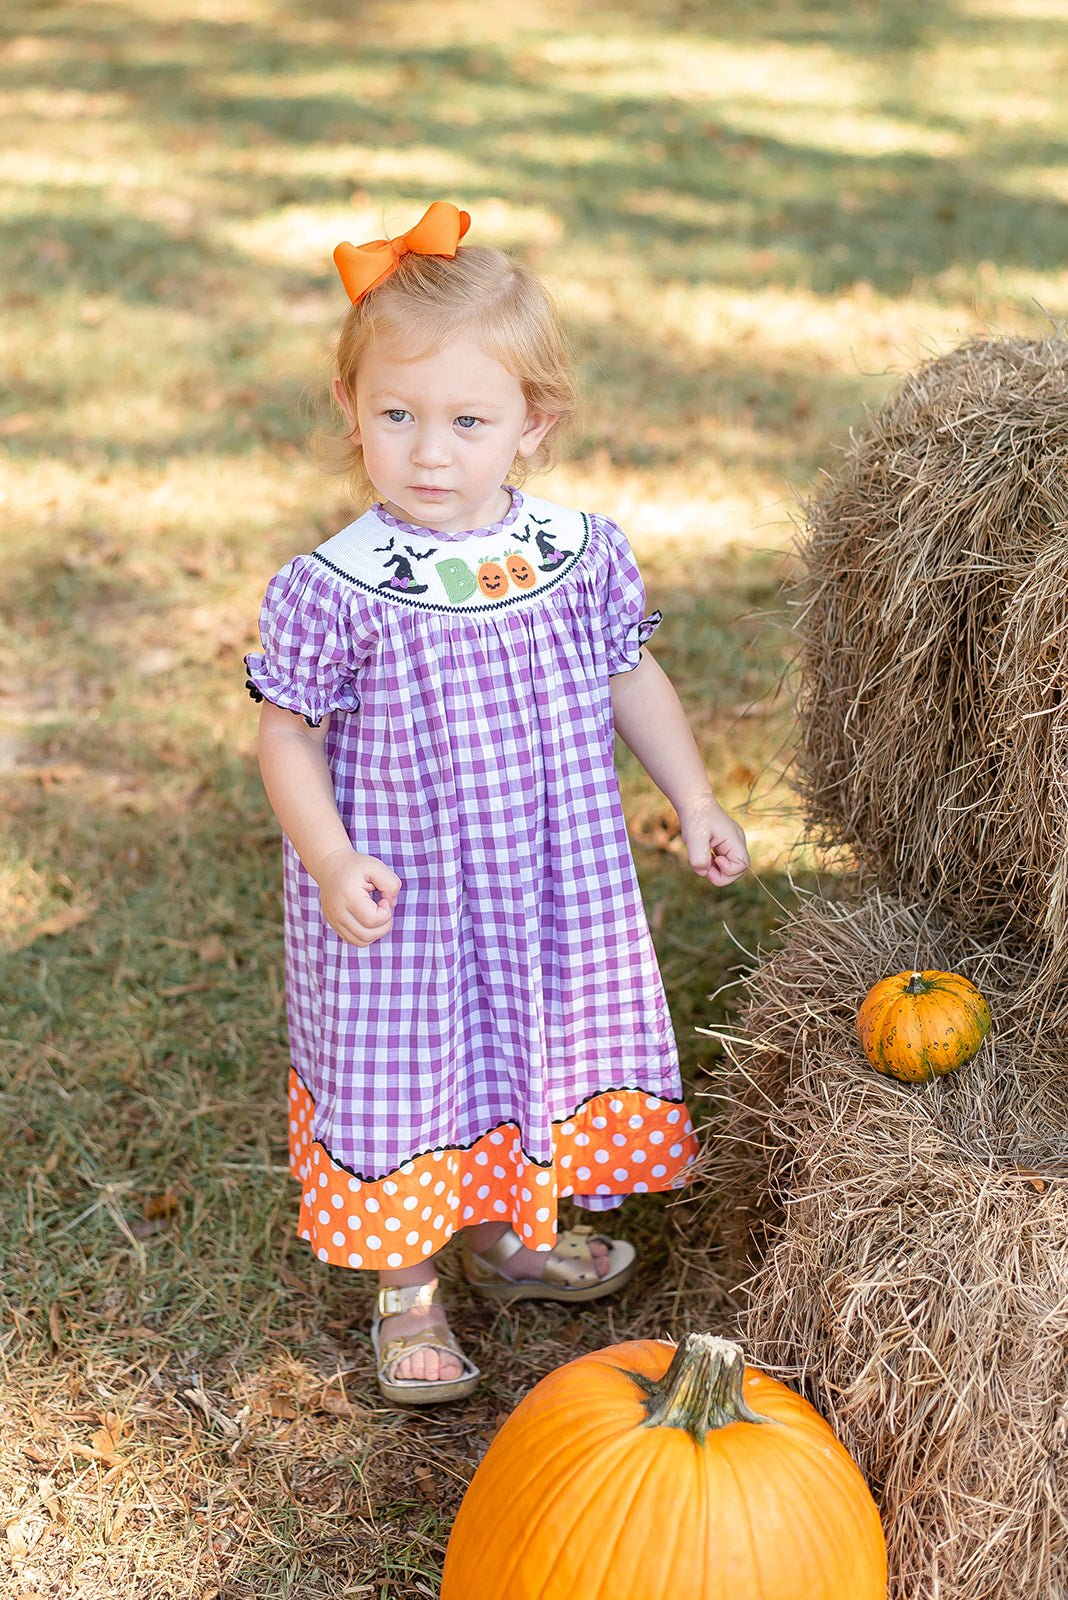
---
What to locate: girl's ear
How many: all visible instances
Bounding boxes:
[516,409,559,459]
[332,375,359,439]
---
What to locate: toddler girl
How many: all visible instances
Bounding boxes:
[245,202,749,1405]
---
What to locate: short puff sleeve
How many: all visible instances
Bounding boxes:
[597,515,663,674]
[244,558,377,725]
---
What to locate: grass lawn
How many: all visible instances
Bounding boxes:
[2,0,1066,1593]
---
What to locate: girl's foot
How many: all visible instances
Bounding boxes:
[373,1272,477,1399]
[462,1223,637,1303]
[464,1220,611,1281]
[384,1297,462,1381]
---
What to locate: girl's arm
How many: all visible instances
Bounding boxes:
[257,702,401,946]
[610,649,749,886]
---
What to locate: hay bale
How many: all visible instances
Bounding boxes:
[702,890,1068,1600]
[793,333,1068,996]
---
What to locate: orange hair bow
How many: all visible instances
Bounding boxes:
[333,202,471,304]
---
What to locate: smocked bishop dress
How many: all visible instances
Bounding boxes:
[246,489,698,1272]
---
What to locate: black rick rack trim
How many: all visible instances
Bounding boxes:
[290,1071,691,1185]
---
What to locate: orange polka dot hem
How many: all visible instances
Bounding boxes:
[287,1069,699,1272]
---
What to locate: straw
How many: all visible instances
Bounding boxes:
[791,333,1068,1004]
[698,889,1068,1600]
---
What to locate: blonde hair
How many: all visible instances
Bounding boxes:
[317,245,579,504]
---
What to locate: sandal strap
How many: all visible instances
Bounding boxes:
[542,1225,606,1287]
[377,1323,473,1383]
[467,1228,525,1271]
[377,1277,439,1318]
[554,1225,597,1257]
[463,1224,615,1289]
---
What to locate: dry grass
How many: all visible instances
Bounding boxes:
[0,1202,738,1597]
[698,889,1068,1600]
[792,333,1068,1012]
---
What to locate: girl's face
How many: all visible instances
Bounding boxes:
[334,332,557,535]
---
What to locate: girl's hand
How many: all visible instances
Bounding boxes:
[678,795,750,887]
[314,848,403,946]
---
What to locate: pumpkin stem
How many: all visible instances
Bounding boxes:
[904,971,929,994]
[639,1335,768,1442]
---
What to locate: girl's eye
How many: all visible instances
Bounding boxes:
[455,415,480,430]
[385,409,410,423]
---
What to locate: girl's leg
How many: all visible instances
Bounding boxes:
[377,1255,463,1382]
[463,1220,611,1279]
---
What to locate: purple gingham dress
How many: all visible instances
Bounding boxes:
[246,489,695,1268]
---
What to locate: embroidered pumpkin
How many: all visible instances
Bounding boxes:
[476,559,509,598]
[441,1334,887,1600]
[857,968,991,1083]
[505,551,537,589]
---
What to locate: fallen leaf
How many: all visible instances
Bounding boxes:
[28,903,97,941]
[412,1464,438,1502]
[276,1265,314,1295]
[266,1397,299,1420]
[143,1187,180,1220]
[197,934,228,963]
[478,1410,513,1445]
[69,1442,127,1467]
[319,1392,360,1419]
[5,1518,32,1555]
[91,1426,122,1456]
[1011,1164,1048,1193]
[48,1302,62,1348]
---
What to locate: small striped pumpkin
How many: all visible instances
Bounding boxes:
[857,968,991,1083]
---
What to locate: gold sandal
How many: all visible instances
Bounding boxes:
[370,1278,480,1406]
[462,1224,636,1304]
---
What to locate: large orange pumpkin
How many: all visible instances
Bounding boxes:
[441,1334,887,1600]
[857,968,991,1083]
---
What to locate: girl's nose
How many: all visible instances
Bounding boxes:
[411,426,451,468]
